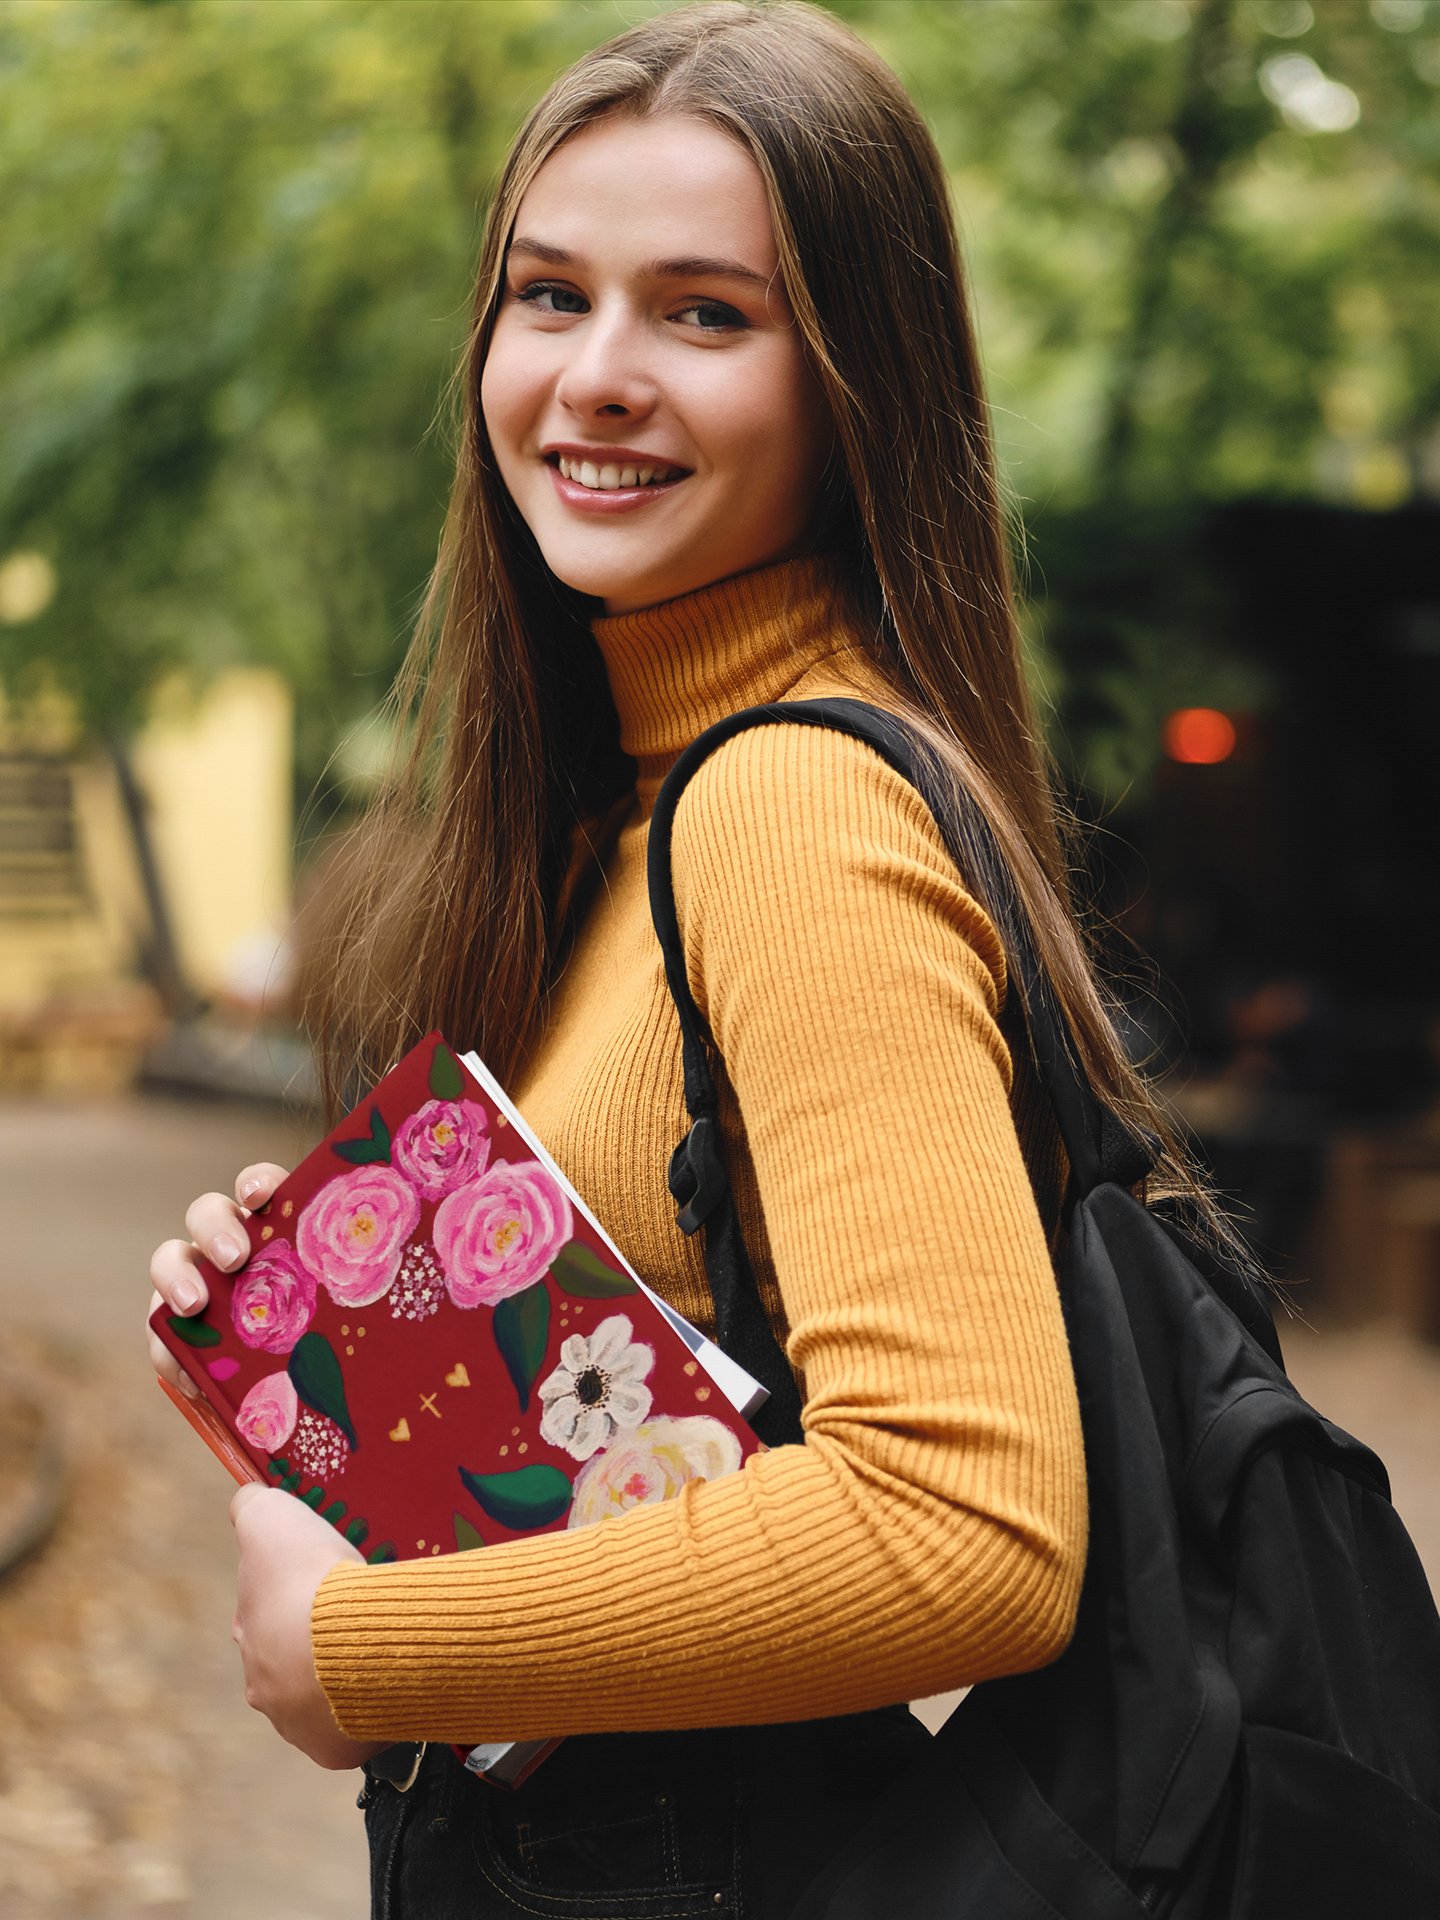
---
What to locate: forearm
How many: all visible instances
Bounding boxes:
[311,1421,1082,1744]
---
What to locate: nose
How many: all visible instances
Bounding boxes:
[553,304,655,424]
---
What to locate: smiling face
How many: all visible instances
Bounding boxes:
[480,113,834,615]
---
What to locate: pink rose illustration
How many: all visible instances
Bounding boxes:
[236,1372,299,1453]
[433,1158,574,1309]
[231,1238,317,1354]
[392,1098,490,1200]
[297,1164,421,1308]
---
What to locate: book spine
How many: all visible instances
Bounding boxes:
[158,1377,266,1488]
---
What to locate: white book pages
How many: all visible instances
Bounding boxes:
[459,1051,768,1421]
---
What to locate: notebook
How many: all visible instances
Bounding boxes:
[151,1031,766,1783]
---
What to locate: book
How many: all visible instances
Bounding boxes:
[151,1031,766,1784]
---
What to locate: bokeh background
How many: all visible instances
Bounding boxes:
[1,2,1438,1914]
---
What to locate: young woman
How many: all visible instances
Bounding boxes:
[149,5,1200,1912]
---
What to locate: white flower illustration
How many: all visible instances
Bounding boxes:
[568,1416,743,1530]
[388,1242,445,1322]
[538,1314,655,1461]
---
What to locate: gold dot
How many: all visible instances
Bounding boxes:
[499,1445,508,1456]
[346,1345,355,1356]
[281,1199,293,1218]
[358,1327,366,1337]
[431,1544,440,1555]
[416,1540,425,1551]
[695,1386,711,1402]
[341,1325,349,1336]
[518,1443,528,1454]
[683,1361,698,1376]
[511,1427,520,1437]
[496,1113,507,1128]
[259,1224,274,1241]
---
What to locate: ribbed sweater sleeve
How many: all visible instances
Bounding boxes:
[310,721,1086,1744]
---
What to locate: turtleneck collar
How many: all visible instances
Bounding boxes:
[592,556,860,815]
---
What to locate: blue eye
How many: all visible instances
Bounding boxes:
[681,301,745,331]
[517,282,588,315]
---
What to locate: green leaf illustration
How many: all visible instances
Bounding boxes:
[367,1541,397,1564]
[331,1104,392,1166]
[429,1041,464,1101]
[458,1462,572,1531]
[268,1457,289,1477]
[300,1485,325,1509]
[167,1315,221,1347]
[549,1244,637,1299]
[344,1517,370,1547]
[320,1500,347,1525]
[492,1281,551,1412]
[279,1470,302,1493]
[452,1511,485,1553]
[288,1331,358,1449]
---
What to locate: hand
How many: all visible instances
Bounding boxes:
[230,1483,386,1770]
[147,1162,290,1394]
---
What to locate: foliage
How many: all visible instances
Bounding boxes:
[843,0,1440,510]
[833,0,1440,794]
[0,0,608,788]
[2,0,1438,804]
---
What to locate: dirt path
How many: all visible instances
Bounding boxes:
[1,1094,1436,1916]
[1,1094,367,1919]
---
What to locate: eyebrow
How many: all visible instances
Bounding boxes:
[507,237,770,286]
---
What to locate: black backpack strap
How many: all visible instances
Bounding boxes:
[647,698,1155,1445]
[647,713,809,1448]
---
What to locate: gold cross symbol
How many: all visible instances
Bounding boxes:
[419,1392,441,1420]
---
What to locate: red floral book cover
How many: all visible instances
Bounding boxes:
[150,1033,764,1571]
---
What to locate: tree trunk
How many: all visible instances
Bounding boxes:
[106,732,199,1020]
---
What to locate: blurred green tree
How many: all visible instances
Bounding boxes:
[836,0,1440,797]
[2,0,1438,818]
[0,0,601,799]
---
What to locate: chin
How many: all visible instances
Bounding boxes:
[540,550,689,611]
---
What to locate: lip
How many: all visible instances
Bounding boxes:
[541,444,691,514]
[542,442,691,473]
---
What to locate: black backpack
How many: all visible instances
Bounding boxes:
[648,698,1440,1920]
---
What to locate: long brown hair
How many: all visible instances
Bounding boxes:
[304,1,1208,1224]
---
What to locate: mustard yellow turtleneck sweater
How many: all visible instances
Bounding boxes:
[312,559,1086,1741]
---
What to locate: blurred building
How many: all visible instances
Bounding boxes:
[1139,503,1440,1328]
[131,670,294,1005]
[0,669,294,1095]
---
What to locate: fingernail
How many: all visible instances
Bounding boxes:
[174,1278,203,1312]
[177,1370,199,1400]
[215,1236,245,1270]
[240,1178,262,1204]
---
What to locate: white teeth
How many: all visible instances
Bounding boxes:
[557,456,679,490]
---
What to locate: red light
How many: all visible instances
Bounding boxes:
[1163,708,1236,765]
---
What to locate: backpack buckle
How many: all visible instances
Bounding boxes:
[668,1117,728,1234]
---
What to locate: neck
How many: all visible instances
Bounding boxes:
[592,557,860,813]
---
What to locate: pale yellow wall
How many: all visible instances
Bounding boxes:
[131,670,293,998]
[0,904,126,1008]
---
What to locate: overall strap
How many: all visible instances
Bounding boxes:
[646,698,1154,1445]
